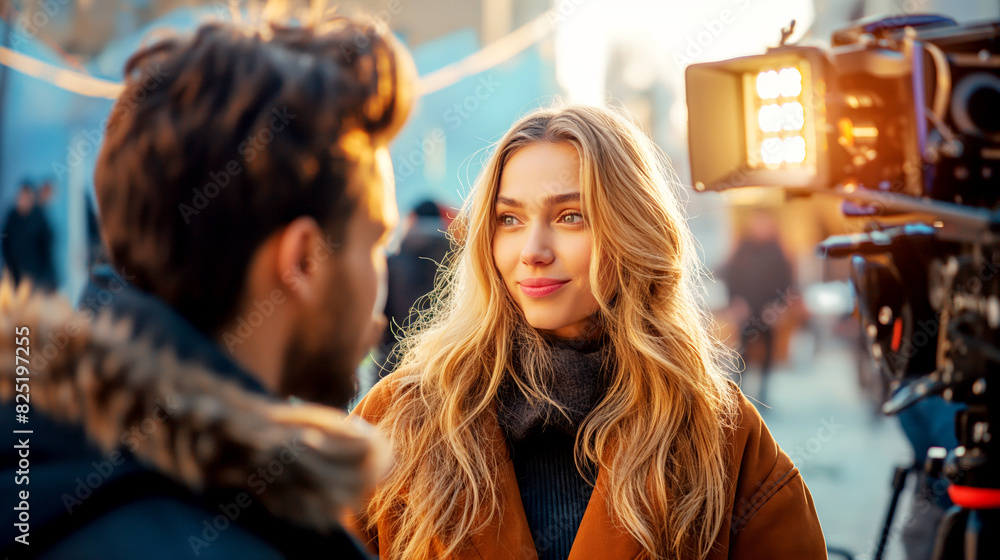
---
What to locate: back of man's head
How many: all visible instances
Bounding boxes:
[95,17,414,334]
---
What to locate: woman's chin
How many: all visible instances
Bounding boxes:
[523,316,568,333]
[532,323,585,339]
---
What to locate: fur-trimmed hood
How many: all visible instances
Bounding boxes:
[0,278,389,535]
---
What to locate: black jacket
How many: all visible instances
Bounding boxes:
[1,267,375,559]
[376,220,450,374]
[1,207,56,290]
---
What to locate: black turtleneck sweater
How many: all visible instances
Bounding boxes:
[496,338,609,560]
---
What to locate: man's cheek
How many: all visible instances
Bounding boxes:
[372,252,388,318]
[370,313,388,352]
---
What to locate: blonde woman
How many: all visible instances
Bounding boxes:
[350,105,827,559]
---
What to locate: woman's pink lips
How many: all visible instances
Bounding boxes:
[519,279,569,298]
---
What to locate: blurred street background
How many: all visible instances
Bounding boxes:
[3,0,1000,558]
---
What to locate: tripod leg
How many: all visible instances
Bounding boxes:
[929,506,967,560]
[874,466,911,560]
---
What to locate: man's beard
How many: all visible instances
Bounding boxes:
[278,306,361,410]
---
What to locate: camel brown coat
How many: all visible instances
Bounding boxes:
[349,376,827,559]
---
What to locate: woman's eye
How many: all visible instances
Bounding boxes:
[498,215,520,227]
[560,212,584,224]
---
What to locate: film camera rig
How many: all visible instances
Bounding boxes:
[685,13,1000,560]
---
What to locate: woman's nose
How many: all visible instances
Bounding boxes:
[520,224,554,266]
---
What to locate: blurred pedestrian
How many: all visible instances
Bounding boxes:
[721,208,794,407]
[1,13,414,560]
[375,199,450,376]
[2,181,56,291]
[37,179,54,207]
[33,179,58,287]
[350,106,825,560]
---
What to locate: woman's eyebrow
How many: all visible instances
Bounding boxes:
[545,192,580,205]
[495,192,580,208]
[496,195,522,208]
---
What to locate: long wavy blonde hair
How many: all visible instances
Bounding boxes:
[366,105,739,559]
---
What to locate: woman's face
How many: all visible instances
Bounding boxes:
[492,142,600,339]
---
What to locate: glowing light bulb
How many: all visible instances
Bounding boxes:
[778,67,802,97]
[756,70,780,99]
[780,102,804,131]
[761,138,784,164]
[758,104,782,132]
[782,136,807,163]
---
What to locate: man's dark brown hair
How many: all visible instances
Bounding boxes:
[95,17,414,334]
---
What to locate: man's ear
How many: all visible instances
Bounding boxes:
[275,216,330,304]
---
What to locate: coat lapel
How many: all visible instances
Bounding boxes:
[469,420,644,560]
[467,451,539,560]
[463,412,537,560]
[567,468,645,560]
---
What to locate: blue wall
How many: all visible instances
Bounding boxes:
[1,10,559,296]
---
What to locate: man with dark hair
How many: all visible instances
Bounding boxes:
[1,15,414,559]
